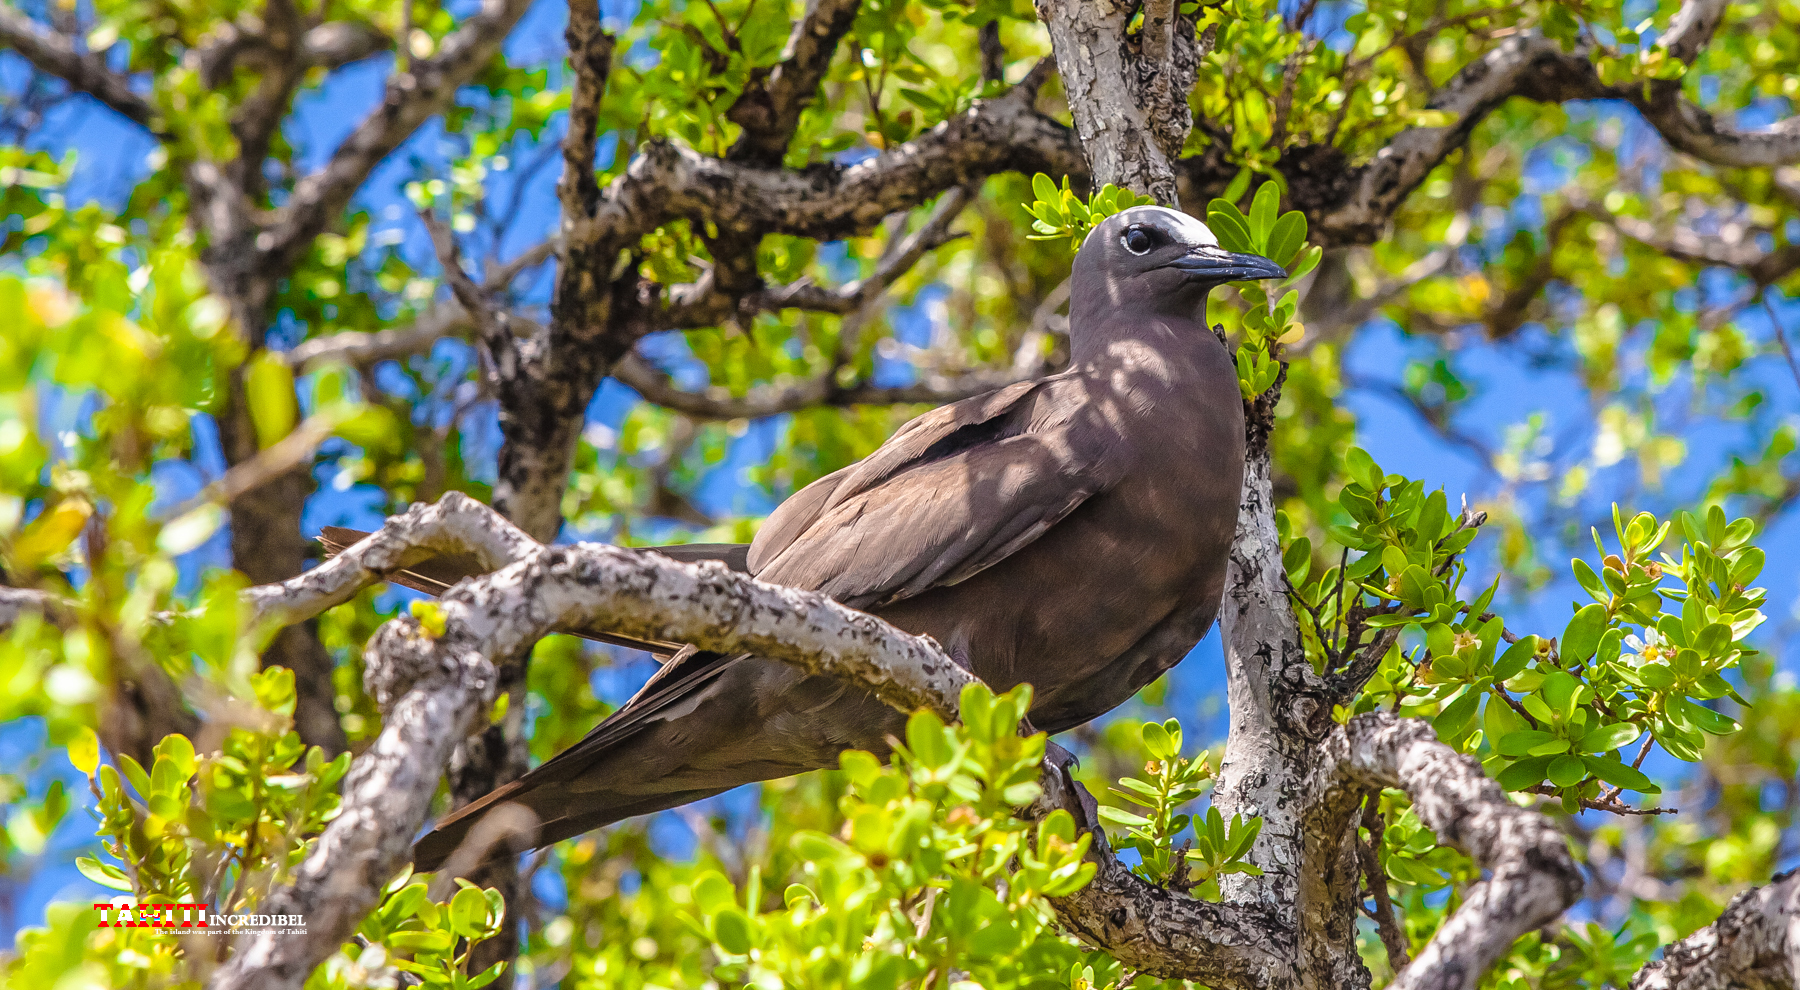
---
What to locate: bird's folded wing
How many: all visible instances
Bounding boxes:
[749,376,1126,609]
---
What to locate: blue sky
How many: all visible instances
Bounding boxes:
[5,0,1800,947]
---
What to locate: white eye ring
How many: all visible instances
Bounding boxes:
[1122,227,1153,255]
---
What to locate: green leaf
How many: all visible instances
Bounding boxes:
[246,350,298,449]
[905,710,953,768]
[1432,689,1480,741]
[116,753,152,800]
[1141,720,1175,759]
[1562,603,1608,661]
[1572,558,1606,602]
[1493,637,1538,680]
[1676,697,1740,736]
[465,962,507,990]
[712,908,754,954]
[1344,447,1380,491]
[1547,754,1587,787]
[1579,722,1643,754]
[1496,729,1559,757]
[76,854,133,891]
[1221,167,1252,203]
[68,726,100,776]
[1097,806,1151,827]
[1266,211,1306,267]
[449,885,489,938]
[1206,201,1255,253]
[1249,181,1280,245]
[1580,755,1658,793]
[1496,755,1554,790]
[692,871,735,914]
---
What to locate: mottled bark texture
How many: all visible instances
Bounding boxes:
[1630,869,1800,990]
[1033,0,1200,206]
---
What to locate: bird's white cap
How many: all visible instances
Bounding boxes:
[1081,204,1219,249]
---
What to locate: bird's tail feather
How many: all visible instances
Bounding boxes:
[411,778,730,872]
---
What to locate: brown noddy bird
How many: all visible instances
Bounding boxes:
[321,206,1285,870]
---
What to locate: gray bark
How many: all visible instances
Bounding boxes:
[1032,0,1199,205]
[1631,870,1800,990]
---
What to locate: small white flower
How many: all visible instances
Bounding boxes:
[1621,628,1668,668]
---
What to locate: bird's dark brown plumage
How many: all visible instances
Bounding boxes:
[321,206,1284,871]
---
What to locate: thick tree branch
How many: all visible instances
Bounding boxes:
[1659,0,1730,64]
[557,0,613,221]
[196,18,390,86]
[1313,33,1595,243]
[1630,869,1800,990]
[476,0,617,542]
[576,86,1084,257]
[1326,714,1585,990]
[1032,0,1197,203]
[0,5,157,129]
[727,0,862,166]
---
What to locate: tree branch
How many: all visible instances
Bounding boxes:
[575,85,1084,257]
[727,0,862,166]
[1629,868,1800,990]
[258,0,536,268]
[1313,33,1594,243]
[197,19,390,87]
[283,239,556,370]
[0,4,157,129]
[1027,758,1292,988]
[1579,198,1800,287]
[657,183,973,331]
[1033,0,1197,203]
[0,587,72,628]
[1326,714,1585,990]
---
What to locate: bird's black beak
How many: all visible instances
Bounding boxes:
[1164,245,1288,282]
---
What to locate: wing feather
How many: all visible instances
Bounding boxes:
[751,378,1124,608]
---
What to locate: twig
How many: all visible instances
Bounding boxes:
[1359,793,1411,971]
[162,415,337,522]
[1522,785,1676,816]
[1762,293,1800,395]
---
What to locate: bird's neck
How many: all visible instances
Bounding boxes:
[1067,311,1221,368]
[1067,275,1215,366]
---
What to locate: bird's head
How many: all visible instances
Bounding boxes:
[1072,205,1287,322]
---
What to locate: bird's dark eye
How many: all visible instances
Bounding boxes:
[1122,227,1154,255]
